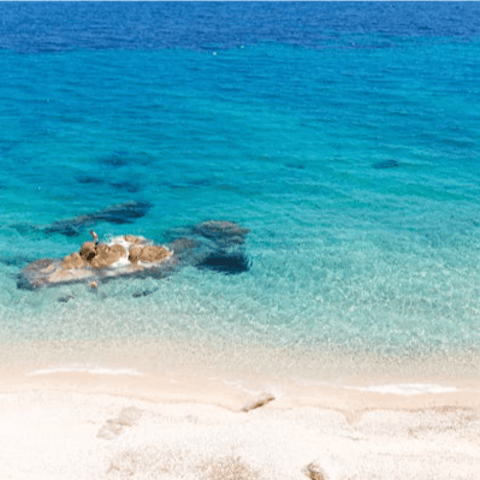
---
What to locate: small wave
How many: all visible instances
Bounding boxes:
[347,383,459,396]
[26,364,145,377]
[294,379,459,396]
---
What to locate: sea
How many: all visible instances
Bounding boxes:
[0,2,479,389]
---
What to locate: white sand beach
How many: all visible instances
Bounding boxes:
[0,385,479,480]
[0,338,479,480]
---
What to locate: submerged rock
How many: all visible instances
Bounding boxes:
[75,175,105,185]
[163,220,251,275]
[197,251,250,275]
[31,201,153,237]
[57,294,74,303]
[16,259,57,289]
[193,220,250,246]
[110,180,141,193]
[372,159,399,170]
[132,287,158,298]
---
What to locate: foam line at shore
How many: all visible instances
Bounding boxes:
[344,383,459,395]
[293,378,460,395]
[23,368,462,395]
[26,364,145,377]
[210,376,461,397]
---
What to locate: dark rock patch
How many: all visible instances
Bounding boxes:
[187,178,212,187]
[132,287,159,298]
[196,251,250,275]
[169,178,212,189]
[193,220,250,247]
[100,152,129,167]
[372,159,399,170]
[16,258,58,290]
[286,163,305,170]
[91,201,152,223]
[75,175,106,185]
[0,256,33,267]
[42,201,153,236]
[57,294,74,303]
[110,180,141,193]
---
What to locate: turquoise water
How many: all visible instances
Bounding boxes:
[0,3,479,366]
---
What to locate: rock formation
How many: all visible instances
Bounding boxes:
[89,244,126,269]
[79,241,97,261]
[16,219,251,290]
[61,252,86,269]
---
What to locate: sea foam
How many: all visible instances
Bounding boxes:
[26,364,145,377]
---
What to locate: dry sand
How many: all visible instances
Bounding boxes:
[0,338,479,479]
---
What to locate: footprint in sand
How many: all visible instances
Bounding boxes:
[97,406,142,440]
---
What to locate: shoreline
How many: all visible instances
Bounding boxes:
[1,338,479,479]
[1,337,479,414]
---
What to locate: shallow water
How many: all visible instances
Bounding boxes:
[0,2,479,380]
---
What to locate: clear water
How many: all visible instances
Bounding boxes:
[0,2,479,370]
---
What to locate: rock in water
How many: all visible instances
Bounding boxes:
[16,219,250,290]
[79,241,97,262]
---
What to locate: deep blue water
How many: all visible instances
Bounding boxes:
[0,2,479,366]
[1,2,480,53]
